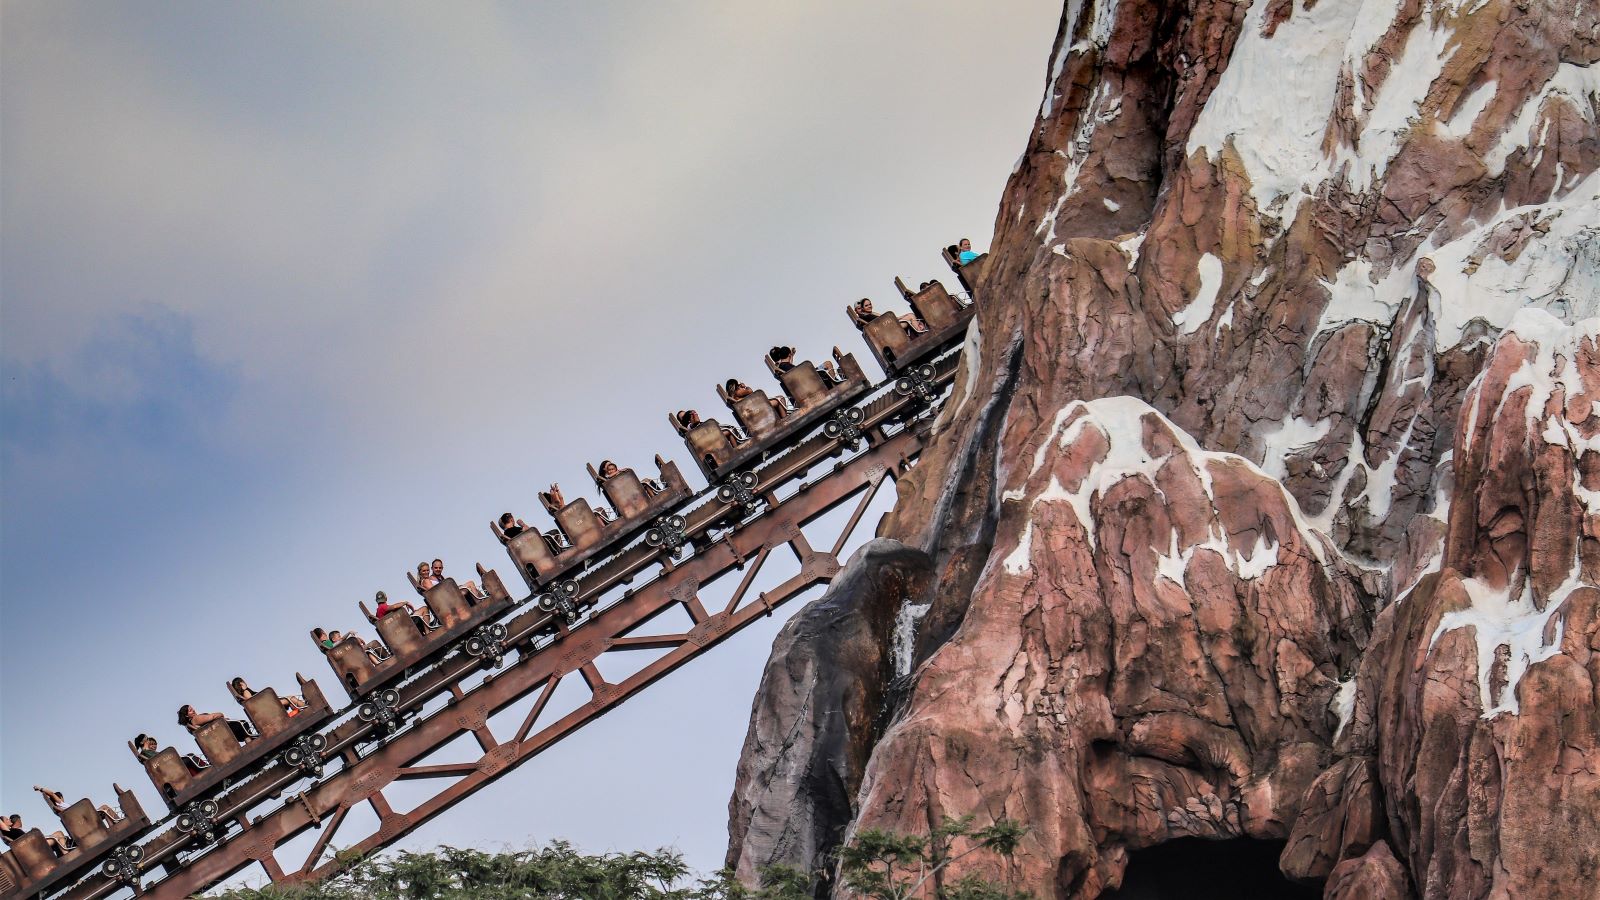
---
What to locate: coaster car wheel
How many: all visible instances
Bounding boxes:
[101,844,143,882]
[538,580,578,612]
[176,800,217,834]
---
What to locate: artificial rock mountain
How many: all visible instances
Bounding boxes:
[726,0,1599,897]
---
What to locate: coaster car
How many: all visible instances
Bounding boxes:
[849,279,975,376]
[322,568,513,700]
[494,457,691,590]
[676,349,870,481]
[941,246,988,296]
[0,785,150,899]
[129,676,334,811]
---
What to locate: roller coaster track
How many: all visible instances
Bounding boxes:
[1,259,983,900]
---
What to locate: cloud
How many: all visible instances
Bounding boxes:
[4,305,237,463]
[0,305,250,556]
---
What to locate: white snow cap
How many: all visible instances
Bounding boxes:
[1000,396,1328,580]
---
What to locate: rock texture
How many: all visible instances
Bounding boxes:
[855,398,1378,895]
[1357,314,1600,897]
[726,540,933,890]
[729,0,1600,897]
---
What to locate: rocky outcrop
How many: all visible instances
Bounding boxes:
[1333,314,1599,896]
[1284,312,1600,896]
[725,540,933,889]
[853,398,1376,894]
[1324,841,1412,899]
[729,0,1600,896]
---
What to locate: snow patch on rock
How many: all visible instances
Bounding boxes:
[1038,2,1076,120]
[1156,530,1281,591]
[1331,17,1454,193]
[1429,572,1576,717]
[1002,397,1328,577]
[1258,415,1333,483]
[1361,417,1416,520]
[1117,231,1146,270]
[1038,0,1118,117]
[1038,81,1122,245]
[892,600,932,678]
[1256,412,1369,534]
[1187,0,1366,220]
[1173,253,1224,335]
[1332,677,1358,740]
[1439,79,1497,139]
[944,316,985,423]
[1483,61,1599,177]
[1319,256,1416,334]
[1484,310,1600,511]
[1425,172,1600,349]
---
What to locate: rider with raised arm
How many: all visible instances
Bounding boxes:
[34,786,123,828]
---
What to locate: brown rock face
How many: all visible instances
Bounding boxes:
[1356,317,1600,897]
[728,0,1600,897]
[856,400,1375,895]
[1324,841,1413,899]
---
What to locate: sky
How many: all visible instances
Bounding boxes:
[0,0,1059,886]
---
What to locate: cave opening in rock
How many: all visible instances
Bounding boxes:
[1099,838,1319,899]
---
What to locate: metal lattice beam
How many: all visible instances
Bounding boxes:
[29,336,964,900]
[83,429,919,900]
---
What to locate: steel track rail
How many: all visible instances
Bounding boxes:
[31,346,962,900]
[131,430,919,899]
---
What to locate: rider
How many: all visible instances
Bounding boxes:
[34,786,122,828]
[499,512,528,538]
[725,378,789,419]
[178,705,255,744]
[853,298,927,337]
[675,409,747,446]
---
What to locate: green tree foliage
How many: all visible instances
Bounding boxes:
[698,864,813,900]
[205,817,1027,899]
[837,816,1031,900]
[206,843,810,900]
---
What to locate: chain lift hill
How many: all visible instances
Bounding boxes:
[0,250,988,900]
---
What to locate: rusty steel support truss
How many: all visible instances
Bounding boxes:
[77,424,925,900]
[27,339,964,900]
